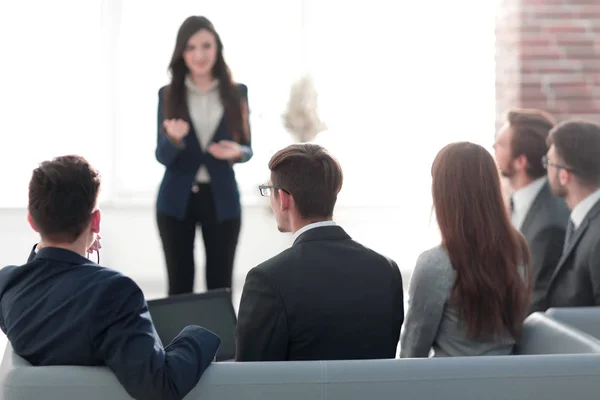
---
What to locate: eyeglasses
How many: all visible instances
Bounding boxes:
[258,184,290,197]
[542,155,576,173]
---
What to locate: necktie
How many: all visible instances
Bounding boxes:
[509,196,518,227]
[563,219,575,254]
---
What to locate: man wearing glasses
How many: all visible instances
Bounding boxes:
[544,120,600,308]
[493,109,569,313]
[235,143,404,361]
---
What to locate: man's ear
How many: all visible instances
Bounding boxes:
[279,190,291,212]
[27,212,39,233]
[90,209,101,234]
[559,168,570,186]
[513,154,529,172]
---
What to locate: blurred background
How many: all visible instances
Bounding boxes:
[0,0,598,317]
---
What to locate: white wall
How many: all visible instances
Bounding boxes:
[0,0,496,209]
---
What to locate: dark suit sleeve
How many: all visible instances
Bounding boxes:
[236,84,253,163]
[391,260,405,330]
[528,226,566,313]
[155,87,186,167]
[235,267,288,361]
[589,238,600,305]
[91,275,221,400]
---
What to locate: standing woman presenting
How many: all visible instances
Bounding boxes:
[156,16,252,296]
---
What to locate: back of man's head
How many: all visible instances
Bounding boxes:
[268,144,343,219]
[28,155,101,243]
[547,120,600,188]
[506,108,556,179]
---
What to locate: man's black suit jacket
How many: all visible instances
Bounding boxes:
[546,199,600,308]
[235,225,404,361]
[0,246,221,400]
[519,181,570,313]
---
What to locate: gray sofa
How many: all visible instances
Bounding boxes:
[546,306,600,340]
[2,312,600,400]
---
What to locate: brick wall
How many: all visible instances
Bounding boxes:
[496,0,600,126]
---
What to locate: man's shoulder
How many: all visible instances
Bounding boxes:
[65,268,145,320]
[0,264,20,278]
[252,247,298,276]
[47,261,137,288]
[573,222,600,264]
[33,261,141,299]
[340,238,399,270]
[581,214,600,245]
[86,267,142,297]
[546,196,570,221]
[538,188,569,217]
[257,238,398,274]
[0,261,123,298]
[0,265,21,294]
[527,190,569,231]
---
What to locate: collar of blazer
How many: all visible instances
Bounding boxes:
[520,180,551,234]
[31,246,91,266]
[292,225,350,246]
[550,198,600,283]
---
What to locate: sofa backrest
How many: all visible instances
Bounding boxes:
[545,307,600,340]
[515,312,600,355]
[2,314,600,400]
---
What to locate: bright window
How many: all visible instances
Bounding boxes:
[0,0,112,207]
[0,0,495,210]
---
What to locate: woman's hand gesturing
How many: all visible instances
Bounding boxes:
[163,119,190,144]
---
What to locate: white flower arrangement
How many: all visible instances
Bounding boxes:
[282,74,326,143]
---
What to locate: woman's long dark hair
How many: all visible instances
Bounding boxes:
[163,16,248,144]
[432,142,532,340]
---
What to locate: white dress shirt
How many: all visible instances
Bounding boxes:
[570,188,600,229]
[292,221,337,243]
[511,177,547,230]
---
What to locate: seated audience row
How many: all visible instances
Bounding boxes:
[494,113,600,310]
[1,117,600,400]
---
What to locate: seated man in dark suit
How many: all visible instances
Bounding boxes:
[0,156,220,400]
[235,144,404,361]
[493,109,569,313]
[545,120,600,308]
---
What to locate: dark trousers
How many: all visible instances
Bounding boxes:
[156,183,241,296]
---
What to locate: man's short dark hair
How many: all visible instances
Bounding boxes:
[268,144,343,219]
[547,120,600,187]
[28,155,101,243]
[506,108,556,179]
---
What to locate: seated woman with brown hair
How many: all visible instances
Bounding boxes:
[400,142,532,358]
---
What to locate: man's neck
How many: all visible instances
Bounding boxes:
[37,240,87,257]
[510,173,535,191]
[566,185,600,210]
[290,217,333,235]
